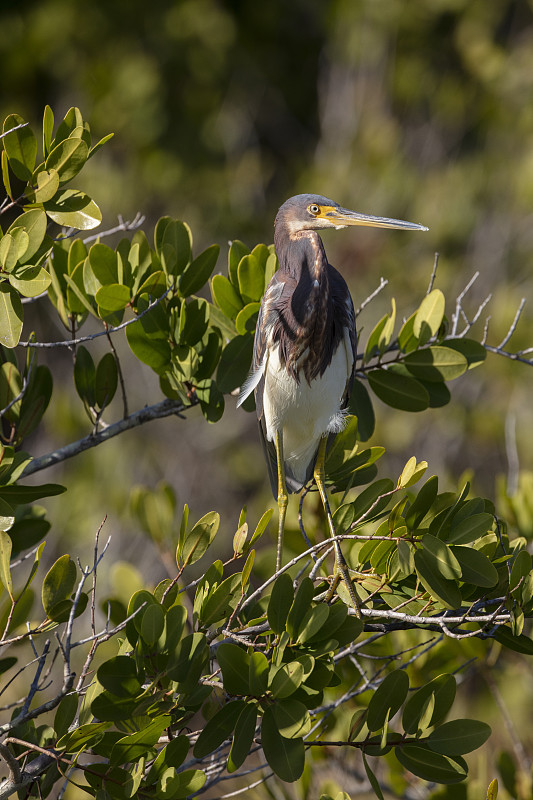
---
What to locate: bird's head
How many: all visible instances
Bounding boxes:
[275,194,428,236]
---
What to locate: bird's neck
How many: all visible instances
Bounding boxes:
[274,229,327,282]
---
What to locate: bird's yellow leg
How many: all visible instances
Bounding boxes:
[275,430,288,573]
[313,436,362,618]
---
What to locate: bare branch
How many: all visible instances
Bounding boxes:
[426,252,439,294]
[82,212,146,244]
[451,271,479,336]
[0,743,21,785]
[498,297,526,349]
[17,288,170,349]
[0,121,29,140]
[355,277,388,317]
[20,396,193,478]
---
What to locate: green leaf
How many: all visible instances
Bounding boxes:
[272,698,312,738]
[364,314,388,362]
[367,669,409,732]
[74,345,96,407]
[268,573,294,634]
[0,482,65,506]
[444,338,486,368]
[241,548,255,588]
[421,535,462,580]
[404,346,468,382]
[2,114,37,181]
[368,369,429,412]
[216,333,254,394]
[9,266,52,298]
[179,510,220,566]
[249,507,273,547]
[493,626,533,655]
[155,217,192,277]
[395,745,467,784]
[158,767,206,799]
[348,379,375,441]
[30,168,60,203]
[110,715,171,766]
[95,283,131,311]
[196,378,225,422]
[402,674,456,734]
[126,320,171,374]
[428,719,491,755]
[0,234,23,272]
[95,352,118,409]
[286,577,314,640]
[193,700,245,758]
[378,298,396,352]
[56,721,110,753]
[179,244,219,297]
[238,253,265,303]
[228,703,257,772]
[97,655,142,698]
[270,660,305,699]
[179,297,209,346]
[0,283,23,348]
[167,631,208,685]
[453,546,498,588]
[200,572,242,626]
[17,364,53,440]
[140,602,165,646]
[11,209,48,264]
[45,189,102,230]
[217,642,250,695]
[45,136,89,184]
[351,479,395,524]
[261,705,305,782]
[487,777,499,800]
[297,603,330,644]
[54,693,79,738]
[447,512,493,545]
[249,651,269,696]
[405,475,439,529]
[0,530,13,599]
[414,549,462,609]
[398,311,419,353]
[42,554,76,616]
[235,302,260,335]
[146,735,189,783]
[228,239,250,286]
[362,753,386,800]
[211,273,244,319]
[42,105,54,156]
[413,289,445,343]
[88,243,118,285]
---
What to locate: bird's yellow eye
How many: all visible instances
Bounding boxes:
[308,204,320,215]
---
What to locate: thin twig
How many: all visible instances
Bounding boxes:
[426,252,439,294]
[356,277,388,318]
[498,298,526,349]
[0,121,29,140]
[17,288,170,348]
[20,396,193,478]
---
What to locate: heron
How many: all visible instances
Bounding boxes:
[238,194,428,612]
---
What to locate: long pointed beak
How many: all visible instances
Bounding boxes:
[326,206,428,232]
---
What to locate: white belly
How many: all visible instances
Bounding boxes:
[263,336,352,486]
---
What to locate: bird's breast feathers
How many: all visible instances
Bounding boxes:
[263,331,353,445]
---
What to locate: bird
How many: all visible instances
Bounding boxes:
[237,194,428,612]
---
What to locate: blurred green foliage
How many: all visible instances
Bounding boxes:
[2,1,533,796]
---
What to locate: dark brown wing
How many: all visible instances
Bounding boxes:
[328,263,357,407]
